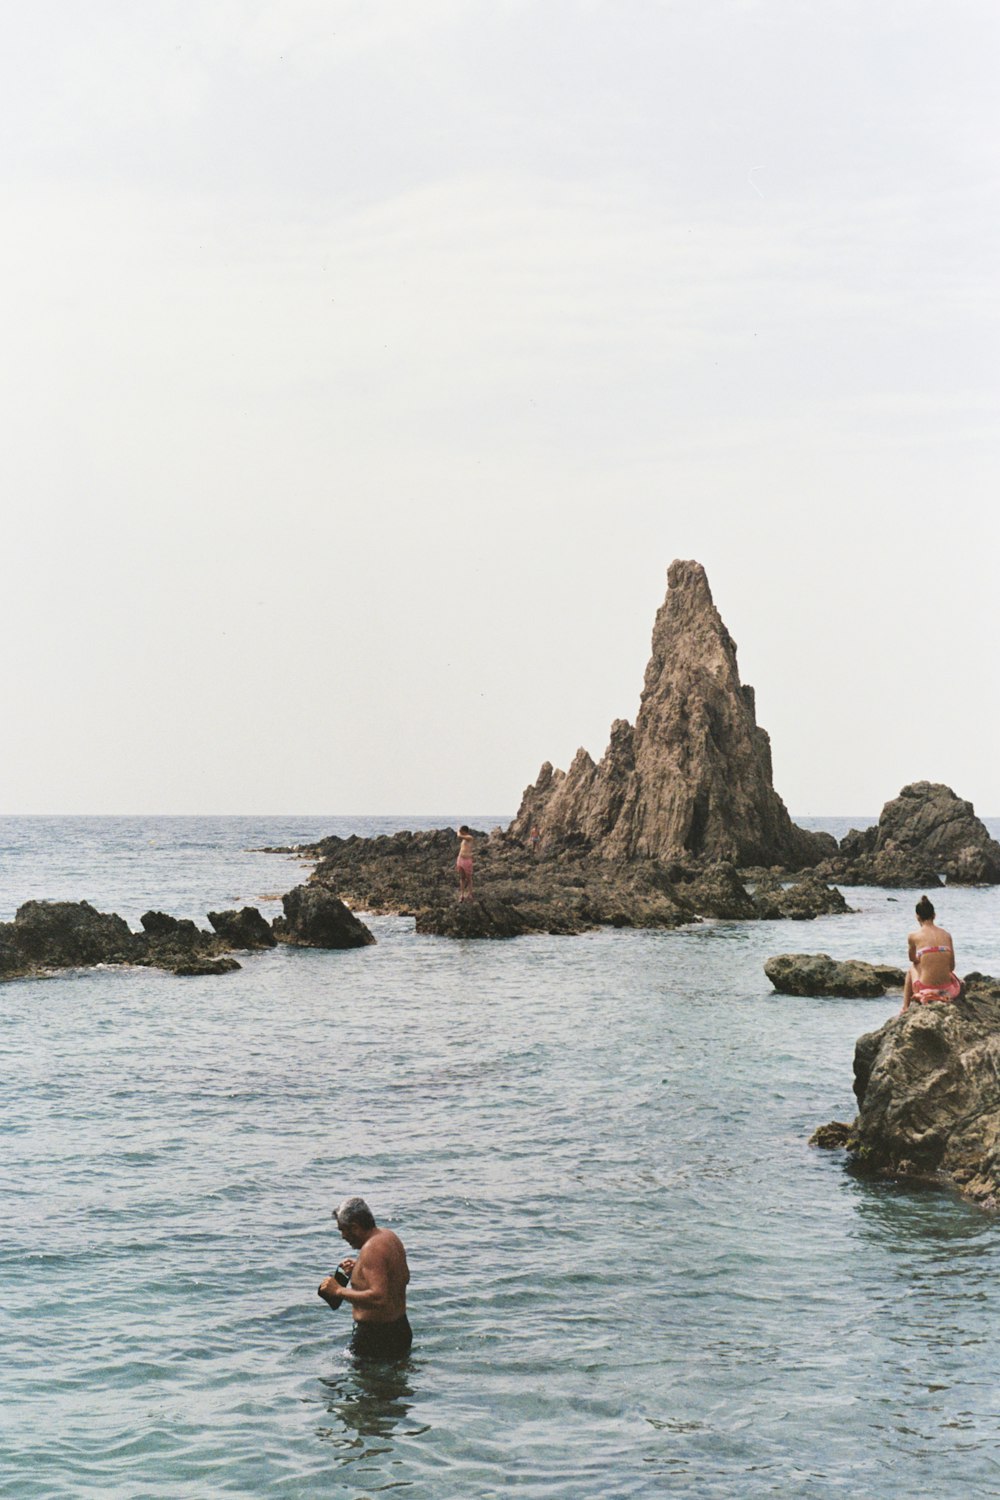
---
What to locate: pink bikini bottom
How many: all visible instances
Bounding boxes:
[912,973,962,1002]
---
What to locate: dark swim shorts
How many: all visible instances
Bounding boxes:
[350,1315,413,1361]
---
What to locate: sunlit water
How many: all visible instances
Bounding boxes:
[4,815,1000,1498]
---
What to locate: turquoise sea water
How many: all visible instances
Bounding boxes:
[4,815,1000,1499]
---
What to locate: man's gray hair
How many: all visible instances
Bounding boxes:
[334,1196,376,1231]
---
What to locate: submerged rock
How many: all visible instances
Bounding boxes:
[764,953,905,998]
[510,560,827,869]
[844,980,1000,1203]
[173,956,242,976]
[274,885,376,949]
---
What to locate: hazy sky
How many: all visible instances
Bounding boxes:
[3,1,998,817]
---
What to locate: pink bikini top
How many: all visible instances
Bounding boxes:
[916,944,951,957]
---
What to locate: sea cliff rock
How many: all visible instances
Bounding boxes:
[821,783,1000,887]
[765,953,905,998]
[839,979,1000,1203]
[273,885,376,949]
[510,560,826,869]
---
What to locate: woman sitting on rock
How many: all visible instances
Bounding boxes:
[902,895,963,1010]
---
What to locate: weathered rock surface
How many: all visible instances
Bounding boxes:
[510,560,827,869]
[414,899,537,939]
[765,953,906,998]
[274,885,376,949]
[11,901,135,969]
[0,900,246,980]
[208,907,278,949]
[835,979,1000,1203]
[819,783,1000,887]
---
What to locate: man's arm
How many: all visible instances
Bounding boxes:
[335,1246,393,1315]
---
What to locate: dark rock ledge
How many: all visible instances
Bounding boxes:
[811,976,1000,1206]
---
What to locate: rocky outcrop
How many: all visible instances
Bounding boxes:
[835,979,1000,1203]
[750,875,854,921]
[820,783,1000,887]
[0,900,247,980]
[208,907,278,949]
[11,901,135,969]
[274,885,376,949]
[765,953,905,998]
[511,560,826,869]
[289,827,850,939]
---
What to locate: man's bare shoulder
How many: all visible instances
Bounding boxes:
[362,1228,406,1261]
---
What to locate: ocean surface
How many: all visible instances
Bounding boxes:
[4,813,1000,1500]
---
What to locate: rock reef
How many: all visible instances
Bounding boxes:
[297,826,849,940]
[511,560,829,870]
[815,977,1000,1205]
[0,894,373,982]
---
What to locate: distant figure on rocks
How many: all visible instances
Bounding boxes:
[528,825,541,855]
[902,895,963,1010]
[456,826,475,901]
[318,1196,412,1360]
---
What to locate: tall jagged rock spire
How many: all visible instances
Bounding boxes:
[511,560,821,867]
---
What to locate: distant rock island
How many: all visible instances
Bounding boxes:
[280,559,999,940]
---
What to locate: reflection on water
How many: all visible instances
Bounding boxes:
[318,1358,426,1449]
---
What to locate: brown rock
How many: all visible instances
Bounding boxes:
[847,984,1000,1203]
[511,560,825,868]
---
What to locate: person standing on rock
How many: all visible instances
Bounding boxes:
[902,895,963,1009]
[318,1196,412,1359]
[456,826,475,902]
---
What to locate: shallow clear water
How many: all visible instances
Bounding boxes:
[4,816,1000,1498]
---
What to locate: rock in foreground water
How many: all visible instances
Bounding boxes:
[817,978,1000,1204]
[765,953,905,998]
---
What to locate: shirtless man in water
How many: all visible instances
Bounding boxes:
[901,895,962,1011]
[318,1196,412,1358]
[456,825,474,902]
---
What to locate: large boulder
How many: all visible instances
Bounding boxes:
[844,980,1000,1203]
[764,953,904,998]
[11,900,134,968]
[827,783,1000,886]
[510,560,826,869]
[274,885,376,949]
